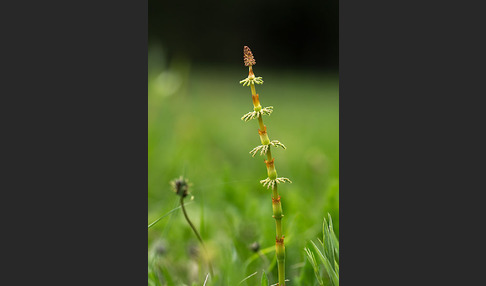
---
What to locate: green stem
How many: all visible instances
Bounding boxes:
[273,184,285,286]
[278,257,286,286]
[180,196,214,278]
[251,81,286,286]
[257,116,265,131]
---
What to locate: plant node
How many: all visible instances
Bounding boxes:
[258,126,267,135]
[239,75,264,86]
[260,177,292,189]
[249,140,286,157]
[241,106,273,122]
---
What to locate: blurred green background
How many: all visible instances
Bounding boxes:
[148,1,338,285]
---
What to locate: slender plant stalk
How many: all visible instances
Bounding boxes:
[180,196,214,277]
[170,176,214,278]
[239,46,291,286]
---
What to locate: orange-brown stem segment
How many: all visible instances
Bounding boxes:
[258,126,267,135]
[275,235,285,264]
[252,94,261,107]
[264,158,275,168]
[258,125,270,145]
[265,158,277,179]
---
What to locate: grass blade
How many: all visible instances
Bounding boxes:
[148,202,193,229]
[261,270,269,286]
[203,273,210,286]
[304,247,324,286]
[239,272,257,285]
[311,240,339,286]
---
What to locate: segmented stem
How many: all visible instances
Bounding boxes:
[251,81,286,286]
[242,47,287,285]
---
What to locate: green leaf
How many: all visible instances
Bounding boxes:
[311,240,339,286]
[327,214,339,259]
[261,270,269,286]
[159,265,174,286]
[323,217,334,272]
[322,214,339,273]
[304,247,324,286]
[298,255,320,286]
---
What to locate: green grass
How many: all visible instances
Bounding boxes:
[305,215,339,286]
[148,55,339,285]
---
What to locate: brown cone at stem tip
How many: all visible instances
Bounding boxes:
[244,46,256,66]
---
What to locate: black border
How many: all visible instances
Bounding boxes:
[340,0,485,284]
[2,0,148,283]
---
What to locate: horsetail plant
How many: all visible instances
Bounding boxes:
[170,176,214,278]
[240,46,291,286]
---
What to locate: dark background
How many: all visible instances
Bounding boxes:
[148,0,338,69]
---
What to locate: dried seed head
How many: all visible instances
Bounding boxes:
[250,241,260,252]
[243,46,256,66]
[170,176,190,198]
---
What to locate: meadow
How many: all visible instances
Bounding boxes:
[148,49,339,285]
